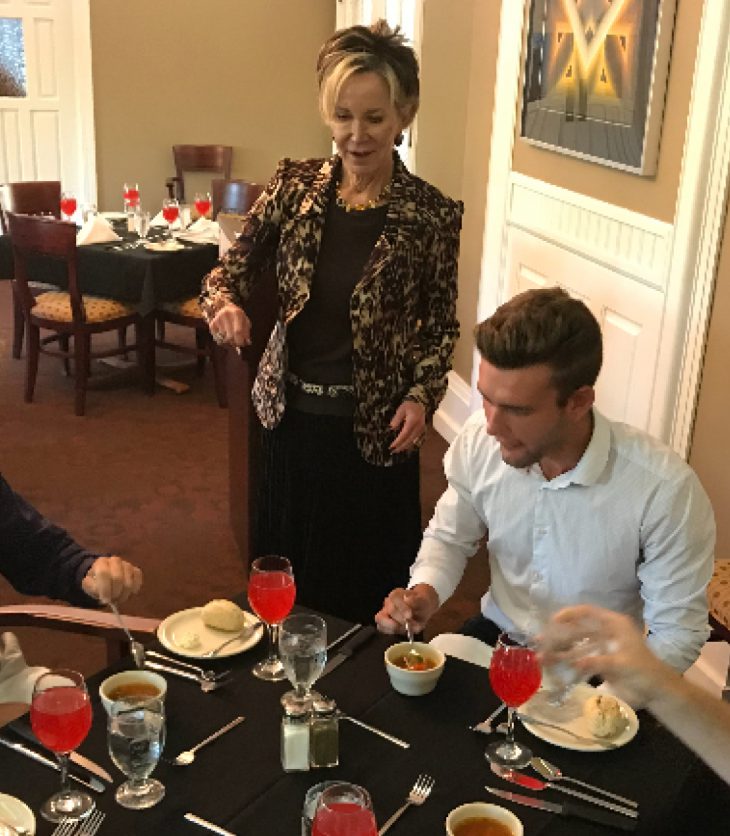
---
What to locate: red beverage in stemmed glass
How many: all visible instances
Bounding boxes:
[247,555,295,681]
[485,632,541,769]
[60,196,77,219]
[31,686,92,753]
[31,669,95,823]
[123,183,140,208]
[162,204,179,224]
[194,193,211,218]
[248,571,296,624]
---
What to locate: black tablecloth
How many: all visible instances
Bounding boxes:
[0,230,218,315]
[1,611,728,835]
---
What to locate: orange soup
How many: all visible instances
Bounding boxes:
[453,817,514,836]
[107,682,160,701]
[391,655,436,671]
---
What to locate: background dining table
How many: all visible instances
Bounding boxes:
[0,606,728,835]
[0,225,218,316]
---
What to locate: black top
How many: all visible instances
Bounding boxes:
[287,198,387,416]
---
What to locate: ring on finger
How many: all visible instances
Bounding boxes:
[212,331,226,345]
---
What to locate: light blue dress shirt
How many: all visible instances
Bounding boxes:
[411,409,715,672]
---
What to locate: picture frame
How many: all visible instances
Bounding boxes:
[520,0,678,175]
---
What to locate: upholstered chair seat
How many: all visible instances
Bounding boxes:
[33,291,138,323]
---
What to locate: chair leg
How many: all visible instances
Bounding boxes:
[157,320,166,342]
[25,324,40,403]
[74,332,90,416]
[136,316,156,395]
[211,342,228,409]
[195,328,207,375]
[59,334,71,376]
[117,326,128,360]
[12,289,24,359]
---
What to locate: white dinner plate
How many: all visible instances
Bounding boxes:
[144,241,185,252]
[0,793,36,835]
[100,211,127,221]
[157,607,263,659]
[520,683,639,752]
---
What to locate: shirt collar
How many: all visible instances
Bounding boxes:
[539,408,610,489]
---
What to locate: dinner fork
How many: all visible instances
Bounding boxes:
[76,809,105,835]
[50,819,76,836]
[378,774,435,834]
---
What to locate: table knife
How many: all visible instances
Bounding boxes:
[0,735,105,793]
[485,787,638,832]
[490,763,637,817]
[184,812,236,835]
[320,625,376,677]
[8,719,112,783]
[326,623,362,653]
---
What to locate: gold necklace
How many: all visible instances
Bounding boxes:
[335,180,392,212]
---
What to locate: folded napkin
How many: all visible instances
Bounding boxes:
[176,217,220,245]
[76,214,122,246]
[150,206,191,229]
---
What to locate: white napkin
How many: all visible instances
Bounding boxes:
[176,217,220,245]
[150,206,191,229]
[76,214,122,246]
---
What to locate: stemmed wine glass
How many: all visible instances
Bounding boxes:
[123,182,140,212]
[312,783,377,836]
[485,632,542,769]
[194,191,212,219]
[60,192,77,221]
[107,695,166,809]
[279,613,326,709]
[161,198,180,240]
[30,669,94,822]
[247,554,296,681]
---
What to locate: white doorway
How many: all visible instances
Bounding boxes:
[0,0,96,203]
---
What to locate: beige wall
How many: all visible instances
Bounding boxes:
[90,0,334,210]
[690,196,730,558]
[513,0,704,223]
[417,0,502,382]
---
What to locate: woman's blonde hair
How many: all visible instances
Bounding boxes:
[316,19,419,127]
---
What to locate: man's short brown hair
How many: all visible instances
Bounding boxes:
[475,287,602,404]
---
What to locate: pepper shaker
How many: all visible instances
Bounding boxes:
[309,697,339,768]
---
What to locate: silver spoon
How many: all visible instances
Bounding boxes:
[108,602,145,668]
[172,716,245,766]
[202,625,254,658]
[530,757,638,808]
[470,701,507,733]
[403,620,426,669]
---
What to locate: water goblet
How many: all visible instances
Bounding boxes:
[247,554,296,681]
[161,198,180,240]
[30,669,94,823]
[107,695,166,809]
[60,192,77,221]
[485,632,542,769]
[279,613,327,709]
[312,782,377,836]
[194,191,212,219]
[135,210,151,243]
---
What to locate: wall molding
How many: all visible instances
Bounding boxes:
[508,173,674,292]
[433,371,472,444]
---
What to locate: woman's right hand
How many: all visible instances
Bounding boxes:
[209,303,252,347]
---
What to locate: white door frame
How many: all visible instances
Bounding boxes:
[475,0,730,458]
[69,0,97,204]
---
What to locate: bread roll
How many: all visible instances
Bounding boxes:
[201,599,246,632]
[583,693,625,738]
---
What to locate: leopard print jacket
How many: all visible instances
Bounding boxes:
[200,154,463,466]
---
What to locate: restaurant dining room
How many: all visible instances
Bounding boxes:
[1,0,730,834]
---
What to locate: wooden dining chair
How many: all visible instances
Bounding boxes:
[170,145,233,203]
[0,180,62,359]
[211,179,264,219]
[8,212,154,416]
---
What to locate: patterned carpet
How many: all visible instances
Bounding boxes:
[0,281,489,677]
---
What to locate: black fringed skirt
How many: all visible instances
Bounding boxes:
[254,408,422,624]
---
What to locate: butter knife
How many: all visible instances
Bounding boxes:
[8,720,112,783]
[0,735,105,793]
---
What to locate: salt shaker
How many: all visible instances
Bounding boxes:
[281,703,311,772]
[309,697,339,768]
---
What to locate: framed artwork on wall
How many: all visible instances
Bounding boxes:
[520,0,678,175]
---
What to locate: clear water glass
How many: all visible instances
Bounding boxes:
[279,613,327,709]
[135,210,151,242]
[108,695,166,809]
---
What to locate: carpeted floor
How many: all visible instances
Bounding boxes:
[0,281,489,678]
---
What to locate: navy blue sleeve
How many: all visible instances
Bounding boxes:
[0,473,98,607]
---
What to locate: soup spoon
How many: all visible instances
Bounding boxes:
[403,620,426,669]
[172,716,245,766]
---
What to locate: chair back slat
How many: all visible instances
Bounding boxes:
[172,145,233,202]
[7,212,84,322]
[211,179,264,219]
[0,181,61,230]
